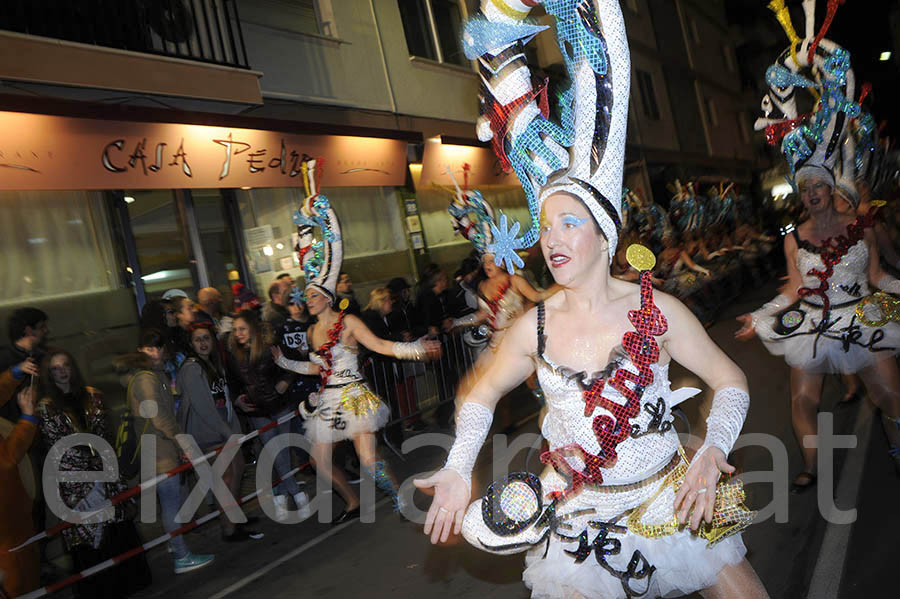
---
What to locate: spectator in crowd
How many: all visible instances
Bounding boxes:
[161,289,189,302]
[177,323,261,542]
[449,256,482,317]
[169,296,198,357]
[227,311,311,521]
[335,272,361,316]
[386,277,418,340]
[275,296,317,472]
[361,288,394,340]
[415,264,452,337]
[276,273,295,288]
[139,301,186,400]
[0,308,50,421]
[263,279,292,329]
[114,330,214,575]
[196,287,233,338]
[231,283,261,314]
[0,360,40,598]
[38,350,151,596]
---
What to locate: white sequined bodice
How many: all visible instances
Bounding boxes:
[310,343,362,384]
[797,239,870,305]
[478,287,525,332]
[535,355,682,485]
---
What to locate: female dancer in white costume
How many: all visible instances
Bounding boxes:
[736,0,900,491]
[415,2,767,597]
[274,159,440,521]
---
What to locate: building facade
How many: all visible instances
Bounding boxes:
[0,0,760,395]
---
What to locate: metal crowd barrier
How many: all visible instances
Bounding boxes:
[360,330,483,433]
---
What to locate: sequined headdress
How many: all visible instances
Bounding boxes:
[756,0,864,204]
[445,164,498,255]
[293,158,342,303]
[464,0,631,271]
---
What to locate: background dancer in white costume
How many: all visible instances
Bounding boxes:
[275,158,440,522]
[736,0,900,492]
[415,2,768,597]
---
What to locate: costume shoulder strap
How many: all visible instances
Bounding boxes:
[536,301,546,356]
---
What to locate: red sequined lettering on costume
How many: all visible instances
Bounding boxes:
[540,271,667,499]
[797,213,875,319]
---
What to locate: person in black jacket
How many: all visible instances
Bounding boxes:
[276,297,318,470]
[386,277,419,340]
[227,310,311,522]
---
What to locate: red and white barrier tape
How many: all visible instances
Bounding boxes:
[6,408,299,553]
[16,466,302,599]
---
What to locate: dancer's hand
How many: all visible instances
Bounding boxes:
[734,314,756,341]
[674,447,735,531]
[421,339,442,360]
[414,469,469,544]
[17,357,38,378]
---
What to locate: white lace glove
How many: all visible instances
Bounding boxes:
[750,293,791,329]
[877,275,900,296]
[697,387,749,458]
[393,339,428,361]
[451,313,480,329]
[274,353,318,375]
[444,402,493,495]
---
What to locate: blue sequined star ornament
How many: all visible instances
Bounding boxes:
[488,213,526,274]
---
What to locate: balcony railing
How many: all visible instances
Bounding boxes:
[0,0,250,69]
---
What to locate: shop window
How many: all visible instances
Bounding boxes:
[397,0,468,67]
[0,191,118,305]
[124,189,197,299]
[636,69,661,121]
[737,111,751,144]
[236,186,409,294]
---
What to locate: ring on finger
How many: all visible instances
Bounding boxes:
[438,506,449,512]
[696,488,708,494]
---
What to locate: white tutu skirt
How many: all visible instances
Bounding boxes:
[463,465,748,599]
[523,526,746,599]
[755,300,900,374]
[303,381,390,443]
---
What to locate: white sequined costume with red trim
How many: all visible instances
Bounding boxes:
[754,232,900,374]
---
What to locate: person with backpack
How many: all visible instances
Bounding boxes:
[37,349,151,597]
[177,323,262,542]
[114,330,214,575]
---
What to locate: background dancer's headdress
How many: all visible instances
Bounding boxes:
[464,0,631,271]
[292,157,342,303]
[755,0,866,204]
[445,163,498,255]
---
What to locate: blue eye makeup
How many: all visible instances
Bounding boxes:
[562,215,589,228]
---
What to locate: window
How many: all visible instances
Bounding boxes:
[238,0,331,37]
[0,191,118,304]
[636,70,660,121]
[705,98,719,127]
[397,0,468,67]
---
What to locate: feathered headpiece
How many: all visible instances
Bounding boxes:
[463,0,631,272]
[445,164,498,255]
[292,157,342,303]
[756,0,863,202]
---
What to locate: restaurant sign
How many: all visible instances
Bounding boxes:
[0,111,407,190]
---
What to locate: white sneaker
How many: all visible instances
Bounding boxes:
[294,491,311,520]
[273,495,289,522]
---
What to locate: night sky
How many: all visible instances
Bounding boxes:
[727,0,900,139]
